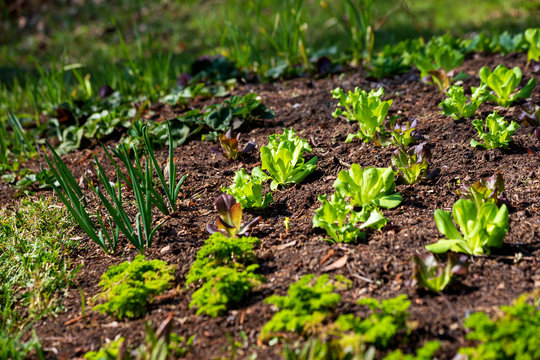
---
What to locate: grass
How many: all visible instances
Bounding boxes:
[1,1,538,118]
[0,197,79,358]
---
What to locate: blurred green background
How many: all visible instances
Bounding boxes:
[1,0,538,70]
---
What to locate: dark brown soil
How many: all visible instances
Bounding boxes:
[8,51,540,359]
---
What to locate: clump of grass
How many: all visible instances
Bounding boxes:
[0,197,79,358]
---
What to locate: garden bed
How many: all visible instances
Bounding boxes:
[7,51,540,359]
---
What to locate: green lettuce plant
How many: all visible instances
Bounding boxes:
[222,167,273,208]
[414,45,464,92]
[260,128,317,190]
[312,192,387,243]
[479,65,537,107]
[333,165,402,210]
[93,255,175,319]
[524,28,540,63]
[391,143,431,185]
[426,199,509,255]
[471,111,519,149]
[439,85,488,120]
[411,253,468,293]
[331,87,392,143]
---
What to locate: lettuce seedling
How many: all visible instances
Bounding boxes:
[312,193,387,243]
[260,128,318,190]
[471,111,519,149]
[414,45,464,92]
[439,85,488,120]
[93,255,175,319]
[524,28,540,63]
[426,199,509,255]
[391,143,431,185]
[206,194,260,237]
[222,167,273,208]
[333,165,402,210]
[388,119,418,148]
[367,44,410,79]
[411,253,468,293]
[212,129,255,160]
[456,173,507,208]
[331,87,393,143]
[479,65,537,107]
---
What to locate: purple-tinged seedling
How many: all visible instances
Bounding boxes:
[391,143,433,185]
[410,253,468,293]
[527,128,540,159]
[206,194,260,237]
[212,129,256,161]
[456,173,508,208]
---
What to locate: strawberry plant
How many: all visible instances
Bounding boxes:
[440,85,488,120]
[312,192,386,243]
[333,165,402,210]
[222,167,273,208]
[93,255,175,319]
[479,65,537,107]
[206,194,260,237]
[410,253,468,293]
[391,143,431,185]
[260,128,318,190]
[426,199,509,255]
[471,111,519,149]
[331,87,393,143]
